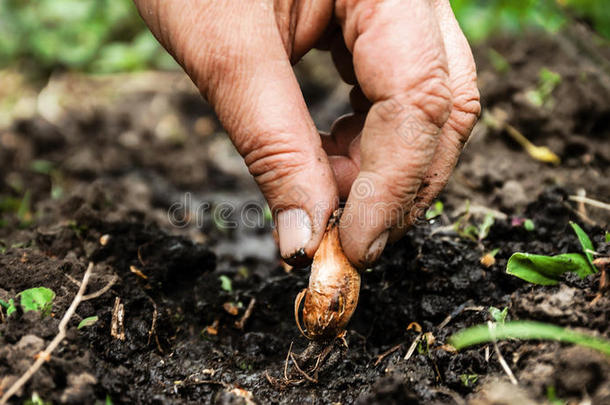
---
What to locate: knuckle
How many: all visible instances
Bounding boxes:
[335,0,379,22]
[409,73,453,129]
[240,133,309,187]
[447,85,481,141]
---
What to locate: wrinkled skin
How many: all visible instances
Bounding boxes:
[134,0,480,268]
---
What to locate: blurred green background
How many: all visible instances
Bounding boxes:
[0,0,608,75]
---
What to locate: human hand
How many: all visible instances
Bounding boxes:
[133,0,480,268]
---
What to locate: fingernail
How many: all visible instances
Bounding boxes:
[277,209,312,259]
[364,230,389,265]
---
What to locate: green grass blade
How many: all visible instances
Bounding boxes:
[449,321,610,356]
[425,200,444,220]
[478,213,495,241]
[17,190,32,226]
[569,221,597,272]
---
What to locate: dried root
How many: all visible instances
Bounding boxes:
[268,338,347,387]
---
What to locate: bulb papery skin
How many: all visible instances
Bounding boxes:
[296,211,361,340]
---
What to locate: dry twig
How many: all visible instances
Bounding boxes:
[147,298,158,345]
[234,297,256,330]
[593,258,609,291]
[374,344,402,366]
[575,189,589,219]
[146,296,162,353]
[488,321,518,385]
[129,265,148,280]
[568,195,610,212]
[63,273,81,287]
[111,297,125,341]
[437,301,472,330]
[404,332,423,361]
[562,201,596,226]
[137,244,148,267]
[590,257,610,306]
[82,274,118,301]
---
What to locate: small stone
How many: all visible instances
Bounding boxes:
[99,234,110,246]
[15,334,45,356]
[499,180,528,211]
[60,372,97,403]
[480,253,496,268]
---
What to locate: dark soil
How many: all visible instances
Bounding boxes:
[1,31,609,404]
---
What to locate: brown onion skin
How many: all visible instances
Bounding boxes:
[295,210,361,340]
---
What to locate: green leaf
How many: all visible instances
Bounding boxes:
[78,315,99,329]
[525,68,561,108]
[506,252,594,285]
[461,225,479,241]
[488,48,509,73]
[30,159,55,175]
[449,321,610,356]
[539,67,561,90]
[523,219,535,231]
[605,231,610,243]
[489,306,508,325]
[7,299,16,316]
[219,275,232,293]
[525,89,544,107]
[17,190,32,226]
[18,287,55,316]
[569,221,597,272]
[237,266,249,279]
[546,386,564,405]
[425,200,444,220]
[0,196,21,214]
[460,373,478,387]
[24,392,51,405]
[0,298,16,317]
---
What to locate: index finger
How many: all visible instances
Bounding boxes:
[335,0,452,267]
